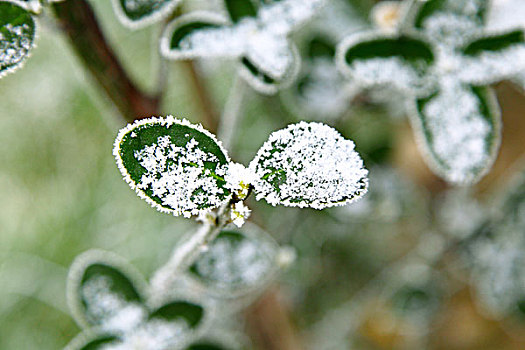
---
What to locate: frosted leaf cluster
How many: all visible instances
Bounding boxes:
[134,135,228,218]
[161,0,325,93]
[416,83,494,183]
[0,3,35,77]
[250,122,368,209]
[192,231,275,292]
[335,0,525,184]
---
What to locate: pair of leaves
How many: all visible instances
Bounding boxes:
[337,0,525,184]
[114,116,368,219]
[160,0,326,94]
[65,250,234,350]
[112,0,182,29]
[0,0,37,79]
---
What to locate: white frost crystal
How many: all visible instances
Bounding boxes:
[133,135,228,217]
[230,202,251,227]
[250,122,368,209]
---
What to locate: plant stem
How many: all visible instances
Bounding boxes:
[217,74,247,151]
[398,0,422,32]
[149,203,231,300]
[182,60,220,133]
[51,0,161,123]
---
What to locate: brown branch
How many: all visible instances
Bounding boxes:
[245,288,303,350]
[181,60,219,133]
[51,0,160,122]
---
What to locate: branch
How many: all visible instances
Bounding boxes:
[181,60,219,133]
[51,0,160,122]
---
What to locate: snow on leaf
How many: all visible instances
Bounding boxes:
[67,250,149,332]
[161,0,325,94]
[459,29,525,85]
[249,122,368,209]
[189,228,279,297]
[337,34,434,95]
[488,0,525,32]
[410,83,501,184]
[112,0,182,28]
[113,116,232,218]
[0,1,36,78]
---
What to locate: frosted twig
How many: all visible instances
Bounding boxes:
[217,74,247,150]
[150,202,232,300]
[398,0,423,31]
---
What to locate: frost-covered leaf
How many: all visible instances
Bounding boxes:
[0,1,36,78]
[161,0,325,94]
[65,333,121,350]
[111,0,182,28]
[113,116,232,218]
[149,300,205,329]
[67,250,148,332]
[249,122,368,209]
[459,29,525,85]
[337,34,434,95]
[413,0,489,29]
[410,84,501,184]
[189,228,278,297]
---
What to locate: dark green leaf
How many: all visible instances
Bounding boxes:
[149,301,205,329]
[413,0,488,28]
[0,1,36,77]
[224,0,258,22]
[462,30,525,56]
[114,117,231,217]
[186,343,229,350]
[343,35,434,66]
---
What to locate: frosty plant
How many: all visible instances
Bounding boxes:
[160,0,326,94]
[337,0,525,184]
[59,116,368,349]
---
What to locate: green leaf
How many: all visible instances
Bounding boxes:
[224,0,258,23]
[0,1,36,78]
[113,116,232,218]
[462,30,525,56]
[189,229,278,296]
[411,84,501,184]
[413,0,488,28]
[65,333,121,350]
[337,34,434,94]
[149,300,205,329]
[112,0,181,28]
[67,250,147,329]
[249,122,368,209]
